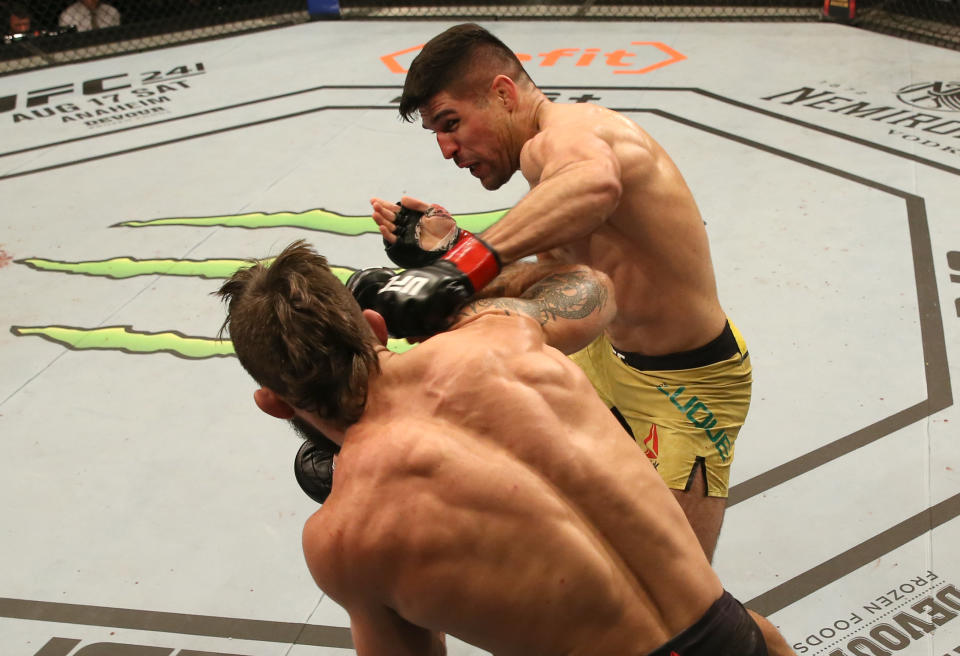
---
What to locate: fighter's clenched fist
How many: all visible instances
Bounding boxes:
[370,197,501,337]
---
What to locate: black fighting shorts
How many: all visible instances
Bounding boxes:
[648,590,768,656]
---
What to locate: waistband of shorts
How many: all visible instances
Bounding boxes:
[647,590,737,656]
[611,321,740,372]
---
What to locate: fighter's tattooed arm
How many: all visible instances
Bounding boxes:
[456,265,616,354]
[475,269,610,324]
[474,261,554,300]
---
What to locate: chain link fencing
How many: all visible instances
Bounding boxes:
[2,1,958,77]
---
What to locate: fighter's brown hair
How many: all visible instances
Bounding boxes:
[216,240,380,427]
[398,23,533,122]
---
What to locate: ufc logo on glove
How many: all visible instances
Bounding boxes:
[380,274,431,296]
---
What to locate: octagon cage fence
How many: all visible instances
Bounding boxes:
[1,0,959,77]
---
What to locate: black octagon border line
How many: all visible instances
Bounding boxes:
[0,90,954,644]
[633,109,953,615]
[0,597,355,648]
[637,110,953,507]
[0,85,958,178]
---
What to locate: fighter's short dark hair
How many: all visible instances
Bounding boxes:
[398,23,532,122]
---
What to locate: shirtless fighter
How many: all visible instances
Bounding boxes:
[218,240,792,655]
[370,23,751,560]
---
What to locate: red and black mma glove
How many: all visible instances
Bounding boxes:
[345,267,395,310]
[385,202,465,268]
[375,233,502,338]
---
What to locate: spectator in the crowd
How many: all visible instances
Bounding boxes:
[6,2,33,34]
[59,0,119,31]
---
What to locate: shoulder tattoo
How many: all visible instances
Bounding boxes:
[458,269,608,327]
[523,269,608,324]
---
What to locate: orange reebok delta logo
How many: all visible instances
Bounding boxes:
[643,424,660,460]
[381,41,685,76]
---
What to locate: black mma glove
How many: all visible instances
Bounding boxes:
[384,202,464,268]
[375,232,502,338]
[345,267,395,310]
[294,440,336,504]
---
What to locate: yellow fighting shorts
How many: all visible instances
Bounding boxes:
[569,320,752,498]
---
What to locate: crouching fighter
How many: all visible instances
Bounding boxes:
[217,239,793,655]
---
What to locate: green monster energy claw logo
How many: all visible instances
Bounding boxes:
[12,206,507,359]
[10,325,237,358]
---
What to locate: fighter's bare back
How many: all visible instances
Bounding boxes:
[303,311,723,654]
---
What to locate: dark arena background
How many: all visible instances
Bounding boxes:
[2,1,960,656]
[2,1,959,73]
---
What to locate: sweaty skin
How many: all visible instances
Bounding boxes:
[371,73,735,561]
[376,86,725,357]
[507,101,726,356]
[245,255,790,655]
[302,311,724,655]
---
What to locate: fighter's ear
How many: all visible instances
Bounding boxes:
[490,74,519,110]
[363,309,389,346]
[254,386,295,419]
